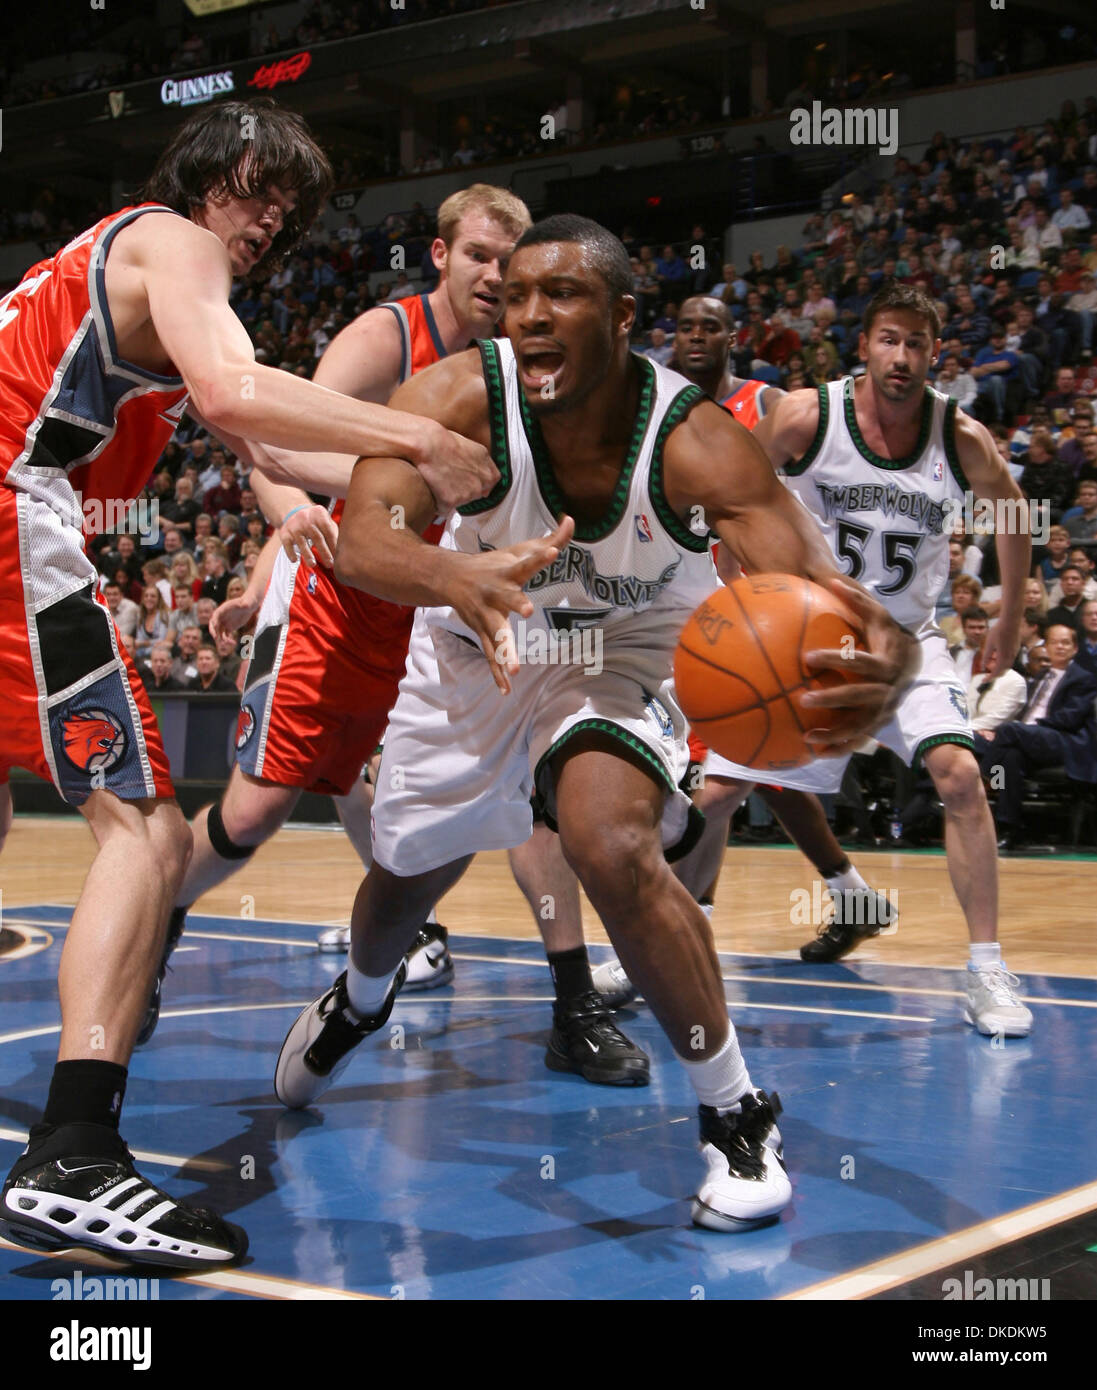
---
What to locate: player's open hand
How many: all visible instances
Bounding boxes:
[281,504,338,568]
[452,515,574,694]
[210,590,261,642]
[414,423,500,512]
[980,621,1018,679]
[800,574,919,755]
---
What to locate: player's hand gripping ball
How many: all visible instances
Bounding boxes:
[674,573,865,771]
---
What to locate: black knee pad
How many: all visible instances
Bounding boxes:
[207,800,258,862]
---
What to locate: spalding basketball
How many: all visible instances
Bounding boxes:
[674,574,864,772]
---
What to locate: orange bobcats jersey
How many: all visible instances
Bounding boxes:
[290,297,450,695]
[0,204,189,538]
[719,378,769,432]
[688,379,772,767]
[237,293,457,795]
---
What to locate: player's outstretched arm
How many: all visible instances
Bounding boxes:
[750,386,821,470]
[664,399,918,753]
[334,351,573,693]
[953,412,1032,676]
[129,215,495,500]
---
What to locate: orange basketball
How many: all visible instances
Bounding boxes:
[674,574,865,773]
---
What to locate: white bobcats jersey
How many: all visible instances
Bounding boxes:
[781,376,968,632]
[427,338,716,670]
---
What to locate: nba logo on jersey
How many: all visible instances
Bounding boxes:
[933,459,944,482]
[634,513,654,543]
[307,570,318,595]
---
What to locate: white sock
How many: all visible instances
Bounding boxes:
[969,942,1002,970]
[425,907,437,926]
[678,1028,751,1114]
[823,864,869,896]
[700,901,714,918]
[345,958,397,1016]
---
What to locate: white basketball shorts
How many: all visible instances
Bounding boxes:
[701,630,974,791]
[371,614,698,876]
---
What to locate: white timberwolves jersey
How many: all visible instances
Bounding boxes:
[427,338,717,668]
[782,377,968,632]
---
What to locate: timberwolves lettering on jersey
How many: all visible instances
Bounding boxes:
[430,338,716,664]
[782,376,968,633]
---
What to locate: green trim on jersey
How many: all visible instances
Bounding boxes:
[942,397,971,495]
[459,339,512,516]
[534,717,676,800]
[843,376,933,471]
[783,384,829,477]
[648,384,712,553]
[913,732,975,770]
[518,354,656,542]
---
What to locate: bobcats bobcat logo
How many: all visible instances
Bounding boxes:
[61,709,127,774]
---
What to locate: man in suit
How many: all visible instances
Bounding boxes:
[975,624,1097,849]
[1077,598,1097,672]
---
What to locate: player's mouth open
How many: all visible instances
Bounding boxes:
[474,292,499,310]
[519,346,565,385]
[246,236,269,261]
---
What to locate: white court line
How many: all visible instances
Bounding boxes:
[2,920,320,949]
[0,995,934,1048]
[0,1127,226,1172]
[784,1177,1097,1301]
[6,912,1090,1013]
[19,910,1097,983]
[0,1236,381,1300]
[0,927,53,963]
[720,973,1097,1009]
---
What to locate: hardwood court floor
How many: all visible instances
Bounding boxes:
[4,816,1096,978]
[3,815,1097,1302]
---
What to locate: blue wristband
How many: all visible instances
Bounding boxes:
[282,504,309,524]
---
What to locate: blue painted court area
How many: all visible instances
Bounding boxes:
[2,904,1095,1301]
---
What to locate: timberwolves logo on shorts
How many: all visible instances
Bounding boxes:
[644,692,674,739]
[60,708,128,775]
[236,705,256,750]
[947,686,969,720]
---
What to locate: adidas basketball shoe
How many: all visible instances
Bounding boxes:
[1,1123,247,1269]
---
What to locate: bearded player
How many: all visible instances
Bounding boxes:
[0,99,497,1269]
[273,218,916,1231]
[171,186,648,1086]
[752,281,1033,1036]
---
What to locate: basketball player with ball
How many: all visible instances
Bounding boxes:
[669,295,897,961]
[273,217,916,1231]
[174,184,649,1087]
[746,282,1034,1038]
